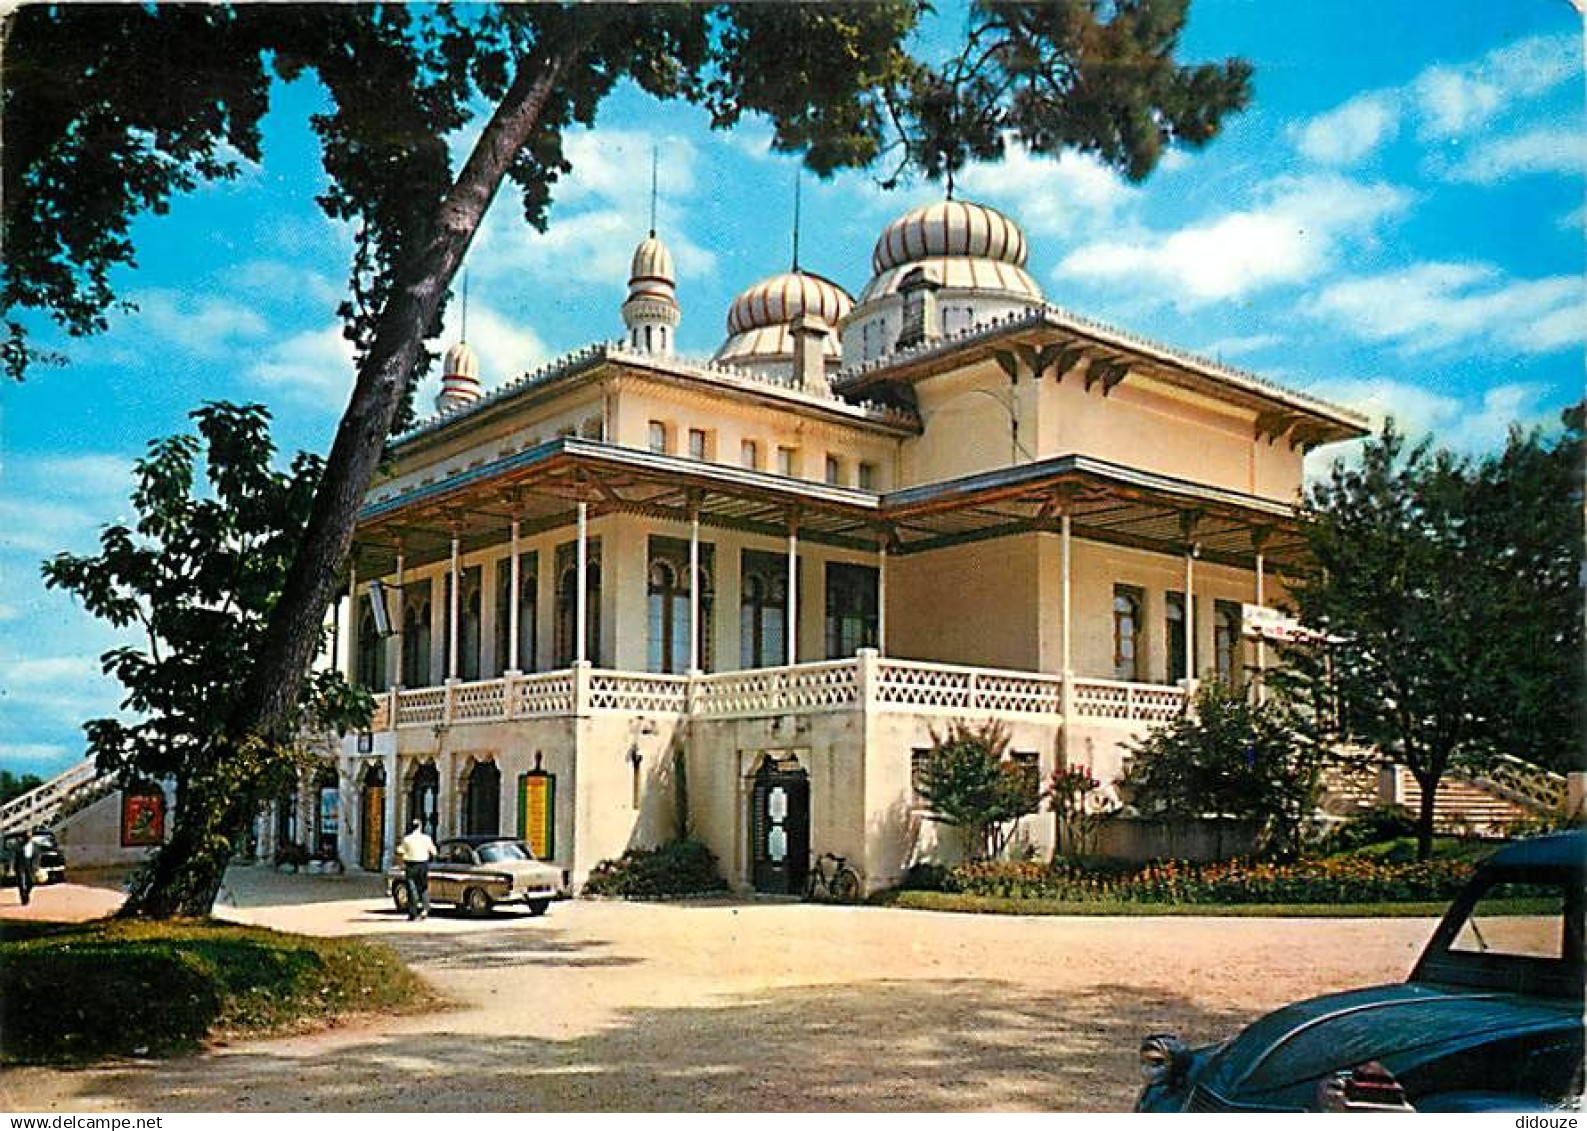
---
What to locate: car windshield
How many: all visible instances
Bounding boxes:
[477,842,531,863]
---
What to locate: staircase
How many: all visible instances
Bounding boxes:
[0,760,118,837]
[1319,751,1572,837]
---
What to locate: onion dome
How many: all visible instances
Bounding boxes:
[622,233,682,355]
[435,340,481,414]
[714,270,854,371]
[858,200,1042,304]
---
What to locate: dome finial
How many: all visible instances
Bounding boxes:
[649,145,659,239]
[791,172,802,273]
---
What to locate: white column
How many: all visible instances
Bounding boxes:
[1254,548,1267,704]
[392,547,406,690]
[447,531,461,681]
[688,509,701,672]
[575,501,589,664]
[785,522,799,667]
[508,519,522,672]
[344,558,358,683]
[1183,546,1196,683]
[1060,512,1073,676]
[876,540,889,656]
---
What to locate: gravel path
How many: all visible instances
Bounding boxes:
[2,867,1437,1112]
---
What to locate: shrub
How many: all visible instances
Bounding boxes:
[581,839,727,898]
[1322,803,1420,854]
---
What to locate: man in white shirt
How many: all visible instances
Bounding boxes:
[396,818,437,920]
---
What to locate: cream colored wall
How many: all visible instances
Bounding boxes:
[886,536,1042,670]
[900,359,1024,484]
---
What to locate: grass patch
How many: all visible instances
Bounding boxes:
[873,890,1510,918]
[0,918,437,1064]
[1332,837,1499,865]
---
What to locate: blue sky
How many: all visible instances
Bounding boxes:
[2,1,1582,780]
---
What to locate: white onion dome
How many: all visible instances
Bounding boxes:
[622,233,681,354]
[435,340,482,413]
[872,199,1028,274]
[714,270,854,371]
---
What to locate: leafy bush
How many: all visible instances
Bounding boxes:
[0,919,430,1063]
[1320,804,1420,854]
[895,854,1474,905]
[581,839,727,898]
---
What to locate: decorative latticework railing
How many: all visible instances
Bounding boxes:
[0,759,114,837]
[395,686,446,727]
[1471,753,1570,814]
[589,671,690,713]
[1072,678,1187,724]
[693,661,860,718]
[452,678,506,723]
[510,671,576,717]
[873,659,1062,716]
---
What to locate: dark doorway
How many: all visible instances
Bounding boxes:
[462,760,501,837]
[750,755,810,895]
[409,762,440,839]
[360,763,386,871]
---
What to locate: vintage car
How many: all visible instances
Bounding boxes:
[1137,830,1585,1113]
[389,835,563,917]
[1,830,67,887]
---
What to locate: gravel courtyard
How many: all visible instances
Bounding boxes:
[3,867,1437,1112]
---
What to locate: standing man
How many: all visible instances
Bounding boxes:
[11,834,36,907]
[396,818,436,921]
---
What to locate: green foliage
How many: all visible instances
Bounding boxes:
[1318,804,1420,855]
[1044,761,1120,858]
[1120,680,1318,856]
[581,839,727,899]
[0,918,430,1063]
[40,403,371,913]
[1278,407,1586,859]
[897,854,1475,906]
[917,720,1041,860]
[0,771,44,806]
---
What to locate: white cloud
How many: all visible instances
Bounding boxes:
[1442,127,1586,185]
[0,654,124,729]
[1305,377,1557,459]
[1293,92,1401,165]
[1057,174,1410,305]
[246,324,357,401]
[127,289,269,358]
[1308,262,1584,355]
[1197,334,1282,359]
[956,145,1139,241]
[230,260,343,306]
[0,743,76,768]
[1413,33,1577,140]
[0,452,137,554]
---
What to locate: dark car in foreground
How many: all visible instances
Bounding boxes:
[389,835,563,917]
[1,830,67,886]
[1138,831,1585,1113]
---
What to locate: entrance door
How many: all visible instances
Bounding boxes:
[360,763,386,871]
[463,760,501,837]
[410,763,440,838]
[750,756,809,895]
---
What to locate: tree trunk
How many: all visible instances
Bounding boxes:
[121,43,580,918]
[1415,772,1438,861]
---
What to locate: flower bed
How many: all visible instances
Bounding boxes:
[904,855,1476,905]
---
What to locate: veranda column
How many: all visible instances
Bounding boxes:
[1060,512,1074,677]
[1183,545,1197,684]
[688,505,702,672]
[508,518,522,672]
[344,556,358,683]
[785,515,799,667]
[575,501,589,664]
[447,529,461,681]
[1254,542,1267,705]
[876,538,888,656]
[392,544,406,689]
[383,748,398,869]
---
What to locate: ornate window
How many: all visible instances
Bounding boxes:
[740,550,788,669]
[1112,585,1142,682]
[647,536,714,673]
[554,539,602,666]
[494,551,538,674]
[825,562,878,659]
[401,590,432,687]
[356,606,386,690]
[443,565,483,681]
[1214,599,1244,684]
[1166,591,1196,684]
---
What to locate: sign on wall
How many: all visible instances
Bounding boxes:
[519,770,556,860]
[1240,603,1338,645]
[121,789,165,847]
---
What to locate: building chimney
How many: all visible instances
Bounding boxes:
[790,313,830,394]
[896,266,941,349]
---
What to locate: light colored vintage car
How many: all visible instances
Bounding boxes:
[389,835,563,917]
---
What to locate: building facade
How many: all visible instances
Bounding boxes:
[305,199,1366,894]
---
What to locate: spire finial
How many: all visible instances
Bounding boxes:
[649,145,659,239]
[791,171,802,272]
[461,272,470,342]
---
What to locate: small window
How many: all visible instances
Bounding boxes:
[857,462,877,490]
[1113,585,1143,682]
[777,446,798,477]
[824,455,843,485]
[688,428,709,461]
[581,416,603,440]
[741,439,760,470]
[648,421,669,454]
[1450,881,1565,960]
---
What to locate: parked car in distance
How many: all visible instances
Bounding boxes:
[1,830,67,886]
[1137,830,1585,1113]
[389,835,563,917]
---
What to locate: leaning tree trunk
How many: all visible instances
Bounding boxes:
[121,44,580,918]
[1414,771,1439,862]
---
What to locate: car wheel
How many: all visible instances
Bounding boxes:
[527,898,550,917]
[391,881,410,913]
[463,886,493,917]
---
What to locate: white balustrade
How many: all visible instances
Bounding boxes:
[873,658,1063,716]
[510,671,577,717]
[1472,753,1568,813]
[396,686,447,727]
[0,759,115,836]
[693,660,861,718]
[588,670,690,714]
[1072,678,1187,724]
[452,678,506,723]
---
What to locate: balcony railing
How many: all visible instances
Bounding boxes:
[368,653,1188,732]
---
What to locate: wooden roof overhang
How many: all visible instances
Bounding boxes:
[350,439,1310,580]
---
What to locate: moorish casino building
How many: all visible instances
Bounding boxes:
[282,199,1368,894]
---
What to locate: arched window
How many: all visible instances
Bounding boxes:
[1113,586,1142,682]
[494,551,538,674]
[402,594,432,687]
[356,608,386,690]
[1214,600,1243,684]
[462,759,501,837]
[554,539,601,666]
[740,550,787,669]
[1165,591,1195,684]
[408,762,439,839]
[825,562,878,659]
[647,537,714,673]
[442,566,483,681]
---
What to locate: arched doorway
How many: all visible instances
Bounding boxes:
[462,759,501,837]
[749,755,809,895]
[313,766,340,861]
[360,763,386,871]
[409,762,440,839]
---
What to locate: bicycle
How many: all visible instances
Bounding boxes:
[804,851,862,903]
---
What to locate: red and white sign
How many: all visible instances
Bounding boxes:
[1242,603,1336,644]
